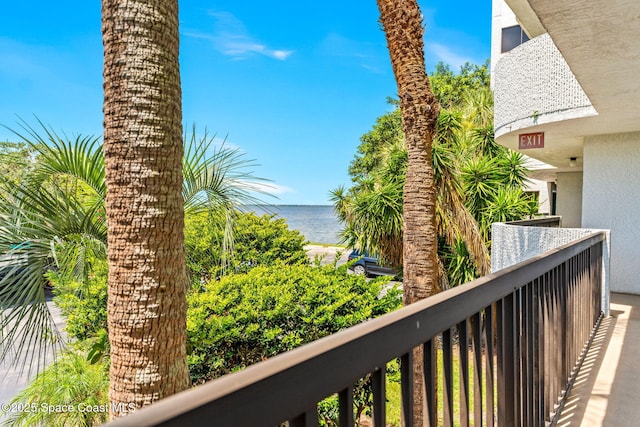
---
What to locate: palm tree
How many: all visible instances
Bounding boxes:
[331,112,491,288]
[376,0,440,425]
[101,0,205,411]
[332,73,534,287]
[0,119,268,415]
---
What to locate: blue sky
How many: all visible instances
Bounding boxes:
[0,1,491,205]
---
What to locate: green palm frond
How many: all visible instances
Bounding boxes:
[482,186,537,230]
[497,150,530,188]
[463,86,494,128]
[182,127,273,217]
[435,109,463,144]
[460,156,501,218]
[9,118,106,201]
[0,120,271,375]
[351,181,404,265]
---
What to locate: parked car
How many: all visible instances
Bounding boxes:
[347,249,398,278]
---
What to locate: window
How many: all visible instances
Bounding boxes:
[501,25,530,53]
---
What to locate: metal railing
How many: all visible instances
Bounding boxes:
[108,232,605,427]
[505,216,562,228]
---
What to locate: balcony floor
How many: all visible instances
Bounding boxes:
[558,292,640,426]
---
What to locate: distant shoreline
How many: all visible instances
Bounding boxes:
[244,204,333,207]
[244,205,342,245]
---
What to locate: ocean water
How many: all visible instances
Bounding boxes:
[246,205,343,244]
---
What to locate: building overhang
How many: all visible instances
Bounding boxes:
[496,0,640,170]
[504,0,640,139]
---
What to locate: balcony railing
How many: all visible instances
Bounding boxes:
[108,232,606,427]
[505,216,562,228]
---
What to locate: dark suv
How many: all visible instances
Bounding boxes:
[347,249,397,278]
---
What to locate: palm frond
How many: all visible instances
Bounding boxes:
[0,121,272,374]
[182,127,273,217]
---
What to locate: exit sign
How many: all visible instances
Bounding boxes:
[519,132,544,149]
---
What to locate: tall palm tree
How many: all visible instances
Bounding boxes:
[376,0,440,425]
[102,0,188,414]
[331,109,491,289]
[0,122,267,385]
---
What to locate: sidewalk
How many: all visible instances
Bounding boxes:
[558,292,640,426]
[304,245,349,266]
[0,299,66,407]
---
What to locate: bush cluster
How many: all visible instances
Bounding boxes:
[19,212,399,426]
[185,211,308,282]
[52,259,108,341]
[187,262,401,384]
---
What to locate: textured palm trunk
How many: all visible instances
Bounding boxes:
[102,0,189,418]
[376,0,440,425]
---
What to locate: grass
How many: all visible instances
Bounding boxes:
[383,346,496,427]
[306,242,347,248]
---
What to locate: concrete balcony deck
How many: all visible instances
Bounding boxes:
[558,292,640,426]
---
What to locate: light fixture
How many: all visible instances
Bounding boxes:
[569,157,577,167]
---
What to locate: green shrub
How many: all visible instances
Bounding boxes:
[186,262,401,384]
[52,259,108,341]
[185,211,308,283]
[2,349,109,427]
[230,212,309,269]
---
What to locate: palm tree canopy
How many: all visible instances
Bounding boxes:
[0,120,270,374]
[332,61,537,287]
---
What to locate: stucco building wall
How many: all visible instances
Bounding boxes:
[556,172,583,228]
[583,132,640,294]
[492,34,597,138]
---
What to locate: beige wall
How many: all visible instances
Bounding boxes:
[583,132,640,294]
[525,177,551,215]
[556,172,582,228]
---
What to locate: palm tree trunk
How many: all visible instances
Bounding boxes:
[102,0,189,418]
[376,0,440,425]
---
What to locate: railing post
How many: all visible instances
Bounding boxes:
[443,328,454,427]
[290,408,319,427]
[423,339,437,427]
[459,319,470,427]
[472,313,483,427]
[401,351,414,427]
[372,367,386,427]
[338,386,354,427]
[497,293,517,426]
[486,305,495,427]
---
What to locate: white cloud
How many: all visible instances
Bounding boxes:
[272,50,293,60]
[184,11,293,61]
[249,181,296,195]
[318,32,385,73]
[426,42,472,70]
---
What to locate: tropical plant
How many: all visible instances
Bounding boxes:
[376,1,441,425]
[2,349,109,427]
[333,62,537,287]
[51,257,109,341]
[429,61,491,111]
[331,108,492,289]
[185,211,308,283]
[0,119,268,386]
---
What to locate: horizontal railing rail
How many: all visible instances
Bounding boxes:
[107,232,605,427]
[505,216,562,228]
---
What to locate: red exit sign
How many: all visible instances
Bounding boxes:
[519,132,544,149]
